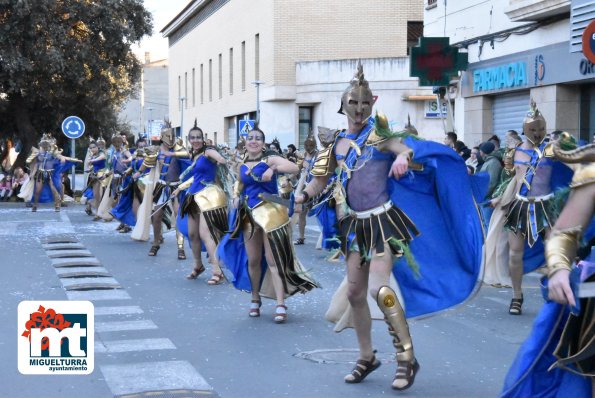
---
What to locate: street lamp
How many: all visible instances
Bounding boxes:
[251,81,264,124]
[179,97,186,137]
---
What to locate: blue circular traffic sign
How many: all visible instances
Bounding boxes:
[61,116,85,139]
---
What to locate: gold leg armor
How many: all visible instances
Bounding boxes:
[376,285,414,363]
[545,226,582,278]
[176,230,185,250]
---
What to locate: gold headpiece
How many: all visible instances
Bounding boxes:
[522,99,547,146]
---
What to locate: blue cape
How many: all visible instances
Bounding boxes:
[32,160,75,203]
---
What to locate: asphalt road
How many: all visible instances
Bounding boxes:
[0,202,546,398]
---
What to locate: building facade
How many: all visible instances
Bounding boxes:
[424,0,595,146]
[119,55,169,139]
[161,0,447,149]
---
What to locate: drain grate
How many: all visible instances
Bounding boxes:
[42,242,86,250]
[64,283,122,291]
[52,257,102,267]
[294,348,395,364]
[42,235,79,244]
[47,249,93,258]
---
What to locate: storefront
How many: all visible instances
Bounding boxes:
[462,41,595,143]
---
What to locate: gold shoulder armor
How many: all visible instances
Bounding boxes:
[26,147,39,164]
[366,127,389,147]
[543,143,554,157]
[172,143,189,158]
[570,163,595,189]
[310,143,335,177]
[142,152,158,168]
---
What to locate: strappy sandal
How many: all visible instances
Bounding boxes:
[207,273,224,285]
[509,295,524,315]
[177,249,187,260]
[85,208,93,216]
[93,215,101,221]
[344,351,381,383]
[249,299,262,317]
[116,223,125,231]
[294,238,305,245]
[392,358,420,390]
[119,226,132,233]
[274,305,288,324]
[186,265,206,280]
[148,245,160,256]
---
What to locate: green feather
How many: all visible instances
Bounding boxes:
[388,238,420,278]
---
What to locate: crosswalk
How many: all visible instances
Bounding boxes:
[41,212,219,397]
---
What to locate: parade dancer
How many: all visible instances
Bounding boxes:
[297,65,483,390]
[500,141,595,397]
[488,101,573,315]
[133,125,191,258]
[82,138,106,217]
[110,136,149,233]
[294,130,317,246]
[26,134,81,212]
[172,122,229,282]
[218,126,319,323]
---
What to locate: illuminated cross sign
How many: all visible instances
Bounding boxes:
[410,37,468,87]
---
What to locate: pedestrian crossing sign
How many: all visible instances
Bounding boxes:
[239,120,255,137]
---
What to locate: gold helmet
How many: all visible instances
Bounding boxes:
[403,115,418,136]
[523,99,547,146]
[96,136,106,149]
[317,126,339,149]
[304,129,317,154]
[160,120,175,148]
[111,133,123,147]
[339,62,374,125]
[39,133,53,150]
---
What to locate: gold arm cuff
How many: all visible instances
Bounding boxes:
[233,180,243,199]
[546,227,582,277]
[142,153,158,168]
[310,144,334,177]
[177,177,194,191]
[172,149,190,158]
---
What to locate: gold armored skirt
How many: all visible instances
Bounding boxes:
[180,185,228,244]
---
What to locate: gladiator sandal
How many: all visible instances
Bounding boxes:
[148,245,160,256]
[274,305,288,324]
[509,294,524,315]
[344,350,381,383]
[186,264,205,280]
[294,238,305,245]
[376,286,420,391]
[249,299,262,317]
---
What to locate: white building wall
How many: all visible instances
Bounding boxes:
[296,58,447,143]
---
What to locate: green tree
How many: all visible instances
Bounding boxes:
[0,0,152,168]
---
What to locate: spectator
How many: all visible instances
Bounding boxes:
[12,166,28,202]
[478,142,502,198]
[454,140,471,160]
[286,144,298,163]
[444,132,457,149]
[0,171,12,201]
[488,134,501,150]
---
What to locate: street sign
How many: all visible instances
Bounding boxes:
[582,19,595,64]
[239,119,255,137]
[425,99,449,118]
[410,37,468,87]
[148,120,164,142]
[61,116,85,139]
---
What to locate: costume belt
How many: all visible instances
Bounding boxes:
[514,193,554,203]
[352,200,393,219]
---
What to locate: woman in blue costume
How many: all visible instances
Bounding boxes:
[83,138,107,217]
[500,141,595,397]
[488,101,573,315]
[26,133,81,212]
[172,122,229,283]
[296,64,483,391]
[219,126,319,324]
[110,136,149,233]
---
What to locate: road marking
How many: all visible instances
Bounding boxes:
[94,306,144,316]
[101,361,213,396]
[95,338,176,354]
[66,289,131,301]
[60,276,120,288]
[95,319,158,333]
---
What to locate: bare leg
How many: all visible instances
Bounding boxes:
[297,211,307,241]
[47,179,61,210]
[152,207,163,246]
[508,231,525,299]
[345,251,374,361]
[186,212,205,279]
[198,212,222,275]
[32,179,43,211]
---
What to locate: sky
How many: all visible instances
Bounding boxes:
[132,0,191,62]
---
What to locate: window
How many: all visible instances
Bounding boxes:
[298,106,313,149]
[192,68,195,107]
[241,41,246,91]
[407,21,423,55]
[218,53,222,99]
[426,0,437,9]
[209,59,212,102]
[229,48,233,95]
[255,33,260,80]
[178,75,181,110]
[184,72,188,108]
[200,64,204,104]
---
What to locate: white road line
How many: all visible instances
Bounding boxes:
[66,289,131,301]
[95,338,176,354]
[95,319,158,333]
[100,360,213,395]
[94,306,144,316]
[60,276,120,287]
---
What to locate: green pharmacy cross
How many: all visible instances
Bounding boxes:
[410,37,468,87]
